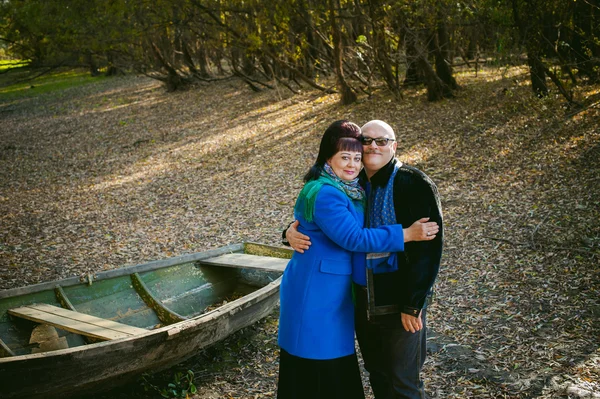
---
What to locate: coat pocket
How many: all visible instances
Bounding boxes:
[319,259,351,275]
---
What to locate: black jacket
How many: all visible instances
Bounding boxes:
[363,158,443,315]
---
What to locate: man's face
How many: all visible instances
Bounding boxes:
[361,126,397,174]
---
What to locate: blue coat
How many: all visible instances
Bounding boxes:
[278,184,406,359]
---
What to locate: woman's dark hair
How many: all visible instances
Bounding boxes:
[304,120,362,182]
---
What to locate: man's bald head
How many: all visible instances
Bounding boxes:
[361,120,396,140]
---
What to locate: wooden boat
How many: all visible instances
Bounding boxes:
[0,242,291,399]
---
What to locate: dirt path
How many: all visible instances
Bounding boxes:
[1,70,598,398]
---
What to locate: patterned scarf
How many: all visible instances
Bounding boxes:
[295,163,366,222]
[366,164,400,273]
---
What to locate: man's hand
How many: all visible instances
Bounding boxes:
[401,311,423,333]
[403,217,439,242]
[286,220,311,253]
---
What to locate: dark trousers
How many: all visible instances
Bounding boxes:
[354,285,428,399]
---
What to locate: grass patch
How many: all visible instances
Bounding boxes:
[0,59,30,71]
[0,68,108,101]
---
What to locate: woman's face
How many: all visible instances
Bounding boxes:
[327,151,362,181]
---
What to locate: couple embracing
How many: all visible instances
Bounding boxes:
[277,120,443,399]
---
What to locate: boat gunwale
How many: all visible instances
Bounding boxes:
[0,274,282,363]
[0,243,245,299]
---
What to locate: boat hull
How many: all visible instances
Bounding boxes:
[0,243,291,398]
[0,277,281,398]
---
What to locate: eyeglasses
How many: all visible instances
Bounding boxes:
[360,137,396,146]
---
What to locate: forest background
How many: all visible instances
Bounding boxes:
[1,0,599,398]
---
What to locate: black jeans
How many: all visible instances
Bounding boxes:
[354,285,428,399]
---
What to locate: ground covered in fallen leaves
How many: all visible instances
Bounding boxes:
[1,67,599,398]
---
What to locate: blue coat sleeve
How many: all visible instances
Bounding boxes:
[312,185,405,253]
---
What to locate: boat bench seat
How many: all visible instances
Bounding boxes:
[199,253,288,271]
[8,303,147,341]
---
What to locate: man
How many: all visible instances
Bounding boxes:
[285,120,443,399]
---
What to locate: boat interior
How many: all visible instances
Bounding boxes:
[0,243,291,357]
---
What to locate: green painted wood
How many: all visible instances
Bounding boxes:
[62,276,161,329]
[54,285,76,311]
[131,273,185,325]
[0,337,15,357]
[0,243,283,358]
[198,253,287,287]
[0,243,245,300]
[244,242,293,259]
[138,263,240,318]
[238,269,282,287]
[0,270,282,399]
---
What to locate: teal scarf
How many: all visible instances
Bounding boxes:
[295,163,366,222]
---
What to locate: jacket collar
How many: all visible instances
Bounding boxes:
[367,158,402,188]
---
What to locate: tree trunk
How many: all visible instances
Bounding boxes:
[527,52,548,97]
[570,0,599,81]
[404,39,424,86]
[197,45,211,78]
[212,48,226,75]
[105,53,123,76]
[329,0,357,104]
[466,26,478,60]
[543,64,575,104]
[368,0,401,98]
[259,56,274,79]
[181,39,199,76]
[511,0,548,97]
[242,53,255,76]
[294,0,316,78]
[434,16,458,90]
[419,54,452,101]
[405,27,452,101]
[87,51,99,77]
[150,41,185,91]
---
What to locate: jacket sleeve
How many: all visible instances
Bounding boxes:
[396,173,443,315]
[281,221,293,246]
[312,185,405,253]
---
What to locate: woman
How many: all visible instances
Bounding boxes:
[277,120,437,399]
